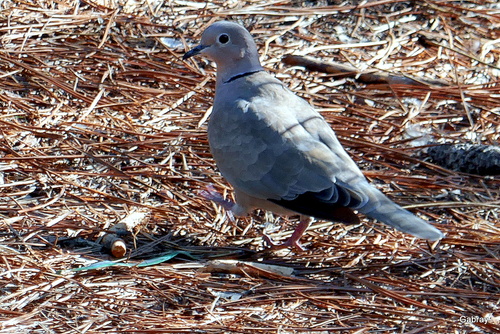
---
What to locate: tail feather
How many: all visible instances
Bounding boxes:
[358,185,444,241]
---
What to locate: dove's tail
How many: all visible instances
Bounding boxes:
[357,185,444,241]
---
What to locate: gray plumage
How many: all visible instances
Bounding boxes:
[184,21,443,247]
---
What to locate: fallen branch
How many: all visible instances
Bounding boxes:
[282,54,448,87]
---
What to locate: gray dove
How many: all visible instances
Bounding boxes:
[183,21,443,250]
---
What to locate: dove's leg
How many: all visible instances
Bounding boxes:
[199,184,235,211]
[263,216,312,251]
[202,185,311,251]
[200,184,249,222]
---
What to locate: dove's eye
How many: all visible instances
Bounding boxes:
[218,34,229,44]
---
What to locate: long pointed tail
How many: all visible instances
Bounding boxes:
[358,185,444,241]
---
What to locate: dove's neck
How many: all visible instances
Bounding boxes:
[215,57,263,87]
[223,70,263,84]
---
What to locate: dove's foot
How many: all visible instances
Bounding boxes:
[199,184,234,211]
[263,218,312,252]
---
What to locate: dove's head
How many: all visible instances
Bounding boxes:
[183,21,263,84]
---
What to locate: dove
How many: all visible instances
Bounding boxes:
[183,21,444,250]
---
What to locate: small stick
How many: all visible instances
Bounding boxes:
[282,54,448,87]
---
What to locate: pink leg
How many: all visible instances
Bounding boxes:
[263,217,312,251]
[199,184,234,211]
[199,184,237,222]
[201,185,312,251]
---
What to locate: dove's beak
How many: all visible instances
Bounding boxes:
[183,44,207,60]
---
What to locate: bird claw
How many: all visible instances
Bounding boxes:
[262,233,307,252]
[199,184,238,223]
[262,218,312,252]
[199,184,234,211]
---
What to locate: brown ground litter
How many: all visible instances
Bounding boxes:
[1,1,499,333]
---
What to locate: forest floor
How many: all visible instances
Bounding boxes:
[1,1,499,333]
